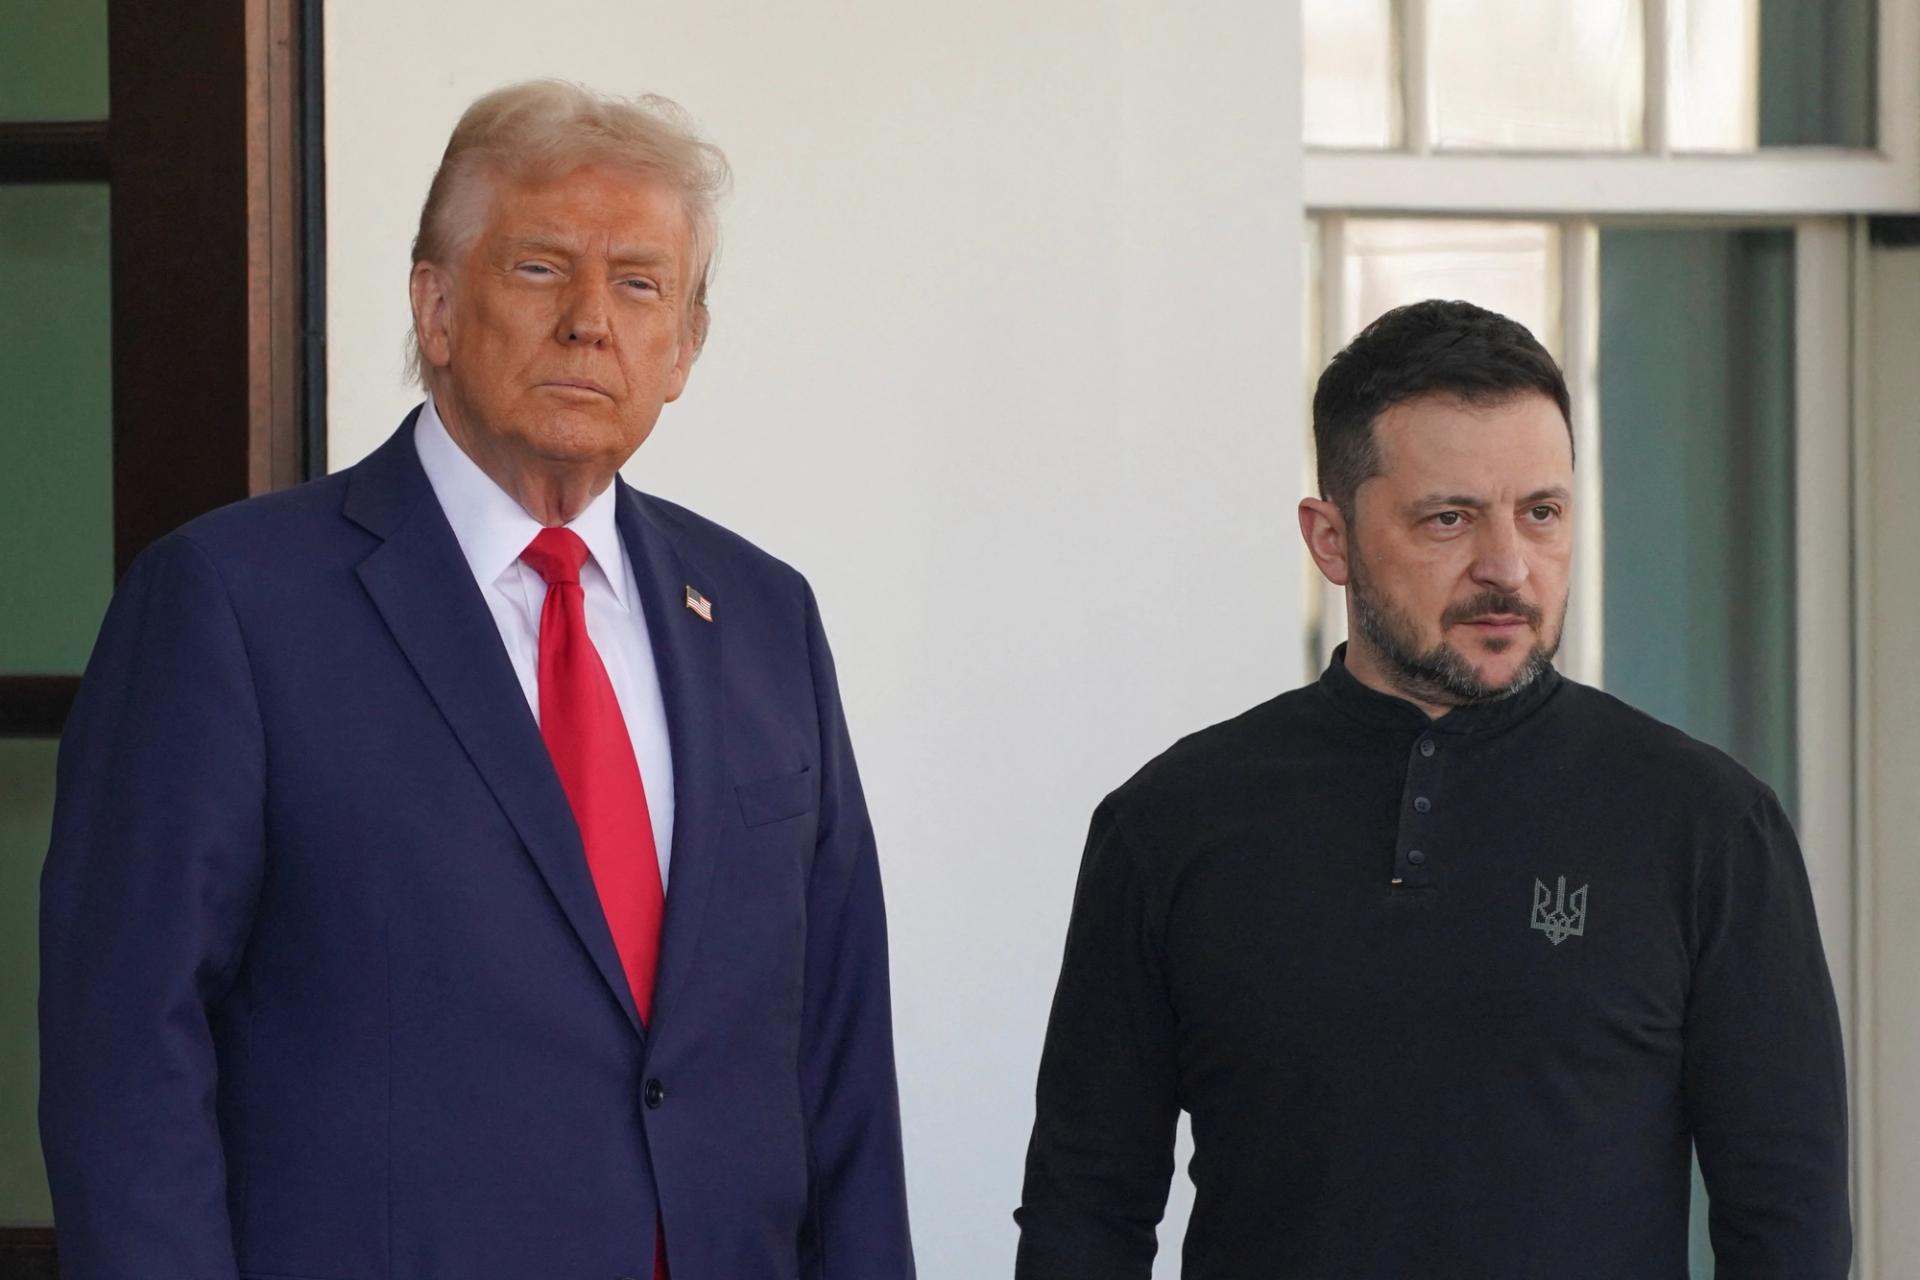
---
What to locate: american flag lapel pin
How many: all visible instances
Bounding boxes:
[683,585,714,622]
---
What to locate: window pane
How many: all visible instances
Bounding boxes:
[1598,227,1796,806]
[1337,219,1562,357]
[1431,0,1645,151]
[1304,0,1400,149]
[1597,223,1795,1280]
[1758,0,1875,147]
[1671,0,1875,150]
[0,185,114,676]
[0,0,109,120]
[1670,0,1760,150]
[0,740,57,1224]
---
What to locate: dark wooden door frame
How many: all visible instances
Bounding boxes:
[110,0,317,567]
[0,0,324,742]
[0,1230,55,1280]
[0,123,109,183]
[0,0,323,1269]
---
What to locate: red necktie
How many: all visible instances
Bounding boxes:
[520,527,667,1020]
[522,529,672,1279]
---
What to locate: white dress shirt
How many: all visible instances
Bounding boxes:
[413,397,676,887]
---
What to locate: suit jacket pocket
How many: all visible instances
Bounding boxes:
[735,767,816,827]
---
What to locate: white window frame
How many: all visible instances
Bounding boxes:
[1302,5,1903,1266]
[1305,0,1920,217]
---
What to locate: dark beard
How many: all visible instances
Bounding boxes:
[1347,546,1562,708]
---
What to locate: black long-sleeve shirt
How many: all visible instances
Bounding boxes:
[1016,649,1849,1279]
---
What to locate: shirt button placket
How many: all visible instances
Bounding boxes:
[1393,735,1439,889]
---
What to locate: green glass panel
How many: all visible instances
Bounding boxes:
[0,184,114,675]
[0,0,109,120]
[0,740,56,1225]
[1598,226,1798,1280]
[1760,0,1875,148]
[1669,0,1877,151]
[1598,227,1796,806]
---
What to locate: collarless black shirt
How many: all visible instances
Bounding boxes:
[1016,650,1849,1279]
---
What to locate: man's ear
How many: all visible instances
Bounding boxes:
[1298,497,1353,587]
[409,261,456,372]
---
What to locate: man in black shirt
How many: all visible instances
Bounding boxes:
[1014,300,1850,1279]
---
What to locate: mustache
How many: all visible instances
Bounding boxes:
[1443,591,1543,628]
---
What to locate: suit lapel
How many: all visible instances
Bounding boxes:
[617,485,724,1044]
[345,418,645,1038]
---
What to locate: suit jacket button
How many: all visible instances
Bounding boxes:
[644,1078,667,1109]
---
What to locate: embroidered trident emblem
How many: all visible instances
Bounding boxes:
[1530,876,1589,946]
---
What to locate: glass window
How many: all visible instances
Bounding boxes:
[0,741,57,1223]
[1304,0,1400,149]
[1304,0,1877,154]
[1,0,116,1235]
[1430,0,1645,151]
[0,184,115,676]
[0,0,109,120]
[1337,218,1562,357]
[1596,224,1797,1279]
[1669,0,1761,151]
[1757,0,1875,148]
[1671,0,1876,151]
[1597,226,1797,809]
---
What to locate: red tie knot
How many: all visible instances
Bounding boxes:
[520,527,590,586]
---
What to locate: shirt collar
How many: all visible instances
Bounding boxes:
[412,396,631,610]
[1317,642,1562,737]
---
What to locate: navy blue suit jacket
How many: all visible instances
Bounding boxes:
[39,413,915,1280]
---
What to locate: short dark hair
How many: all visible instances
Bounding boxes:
[1312,299,1572,517]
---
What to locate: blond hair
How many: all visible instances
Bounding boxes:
[407,80,731,385]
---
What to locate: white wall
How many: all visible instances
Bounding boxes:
[326,5,1304,1275]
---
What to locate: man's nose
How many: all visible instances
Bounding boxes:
[557,277,611,346]
[1469,519,1529,594]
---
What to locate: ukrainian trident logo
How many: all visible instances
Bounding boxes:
[1530,876,1589,946]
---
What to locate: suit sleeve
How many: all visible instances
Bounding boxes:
[39,534,265,1280]
[797,582,916,1279]
[1014,801,1179,1279]
[1684,787,1852,1277]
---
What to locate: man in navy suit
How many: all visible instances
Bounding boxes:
[40,80,915,1280]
